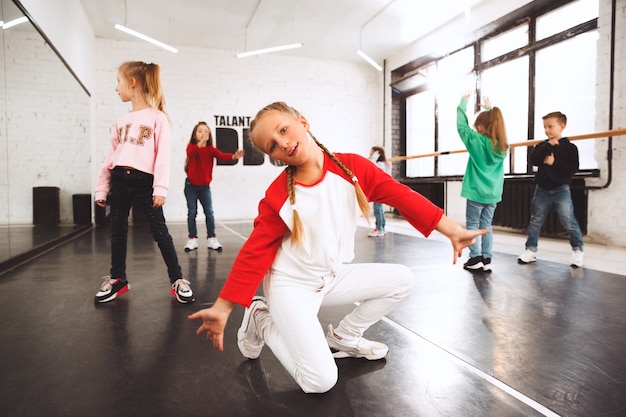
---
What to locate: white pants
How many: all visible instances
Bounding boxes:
[259,263,414,393]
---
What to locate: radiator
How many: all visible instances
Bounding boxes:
[399,181,445,209]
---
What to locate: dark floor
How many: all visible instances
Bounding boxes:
[1,222,625,417]
[0,224,91,271]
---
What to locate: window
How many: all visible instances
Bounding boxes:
[536,0,599,40]
[436,48,474,176]
[397,0,599,178]
[406,92,435,177]
[481,24,529,62]
[480,57,529,173]
[534,31,599,169]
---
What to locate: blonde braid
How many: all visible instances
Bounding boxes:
[310,134,370,221]
[287,165,304,246]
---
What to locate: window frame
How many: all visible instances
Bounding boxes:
[391,0,600,180]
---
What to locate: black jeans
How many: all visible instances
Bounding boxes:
[108,167,182,283]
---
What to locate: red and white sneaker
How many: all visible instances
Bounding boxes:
[94,276,129,303]
[170,278,195,304]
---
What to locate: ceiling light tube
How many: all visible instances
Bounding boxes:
[356,49,382,71]
[2,16,28,29]
[114,24,178,53]
[236,42,303,58]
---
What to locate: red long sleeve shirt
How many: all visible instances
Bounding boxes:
[186,143,235,186]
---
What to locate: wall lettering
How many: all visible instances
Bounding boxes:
[214,115,281,166]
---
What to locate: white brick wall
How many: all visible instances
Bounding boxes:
[93,38,384,222]
[587,0,626,245]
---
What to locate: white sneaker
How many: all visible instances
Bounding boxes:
[237,296,268,359]
[368,229,383,238]
[326,324,388,360]
[570,250,584,268]
[184,238,198,252]
[207,237,222,251]
[517,249,537,264]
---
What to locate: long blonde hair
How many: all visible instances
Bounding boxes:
[118,61,168,118]
[474,107,508,154]
[249,102,370,246]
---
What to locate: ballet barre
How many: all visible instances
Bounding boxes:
[388,128,626,162]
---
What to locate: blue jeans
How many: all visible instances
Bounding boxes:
[108,167,182,283]
[373,202,385,231]
[465,199,497,259]
[184,179,215,239]
[525,184,584,252]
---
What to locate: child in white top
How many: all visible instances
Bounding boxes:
[188,102,486,393]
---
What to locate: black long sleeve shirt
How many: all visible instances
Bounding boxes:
[529,137,579,189]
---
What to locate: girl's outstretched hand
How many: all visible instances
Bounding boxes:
[448,227,488,264]
[435,215,489,264]
[188,297,235,351]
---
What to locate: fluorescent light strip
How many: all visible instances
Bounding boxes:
[236,42,303,58]
[2,16,29,29]
[114,24,178,53]
[356,49,383,71]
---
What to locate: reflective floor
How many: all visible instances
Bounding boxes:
[0,224,91,271]
[1,219,625,417]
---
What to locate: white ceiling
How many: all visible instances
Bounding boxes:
[79,0,485,66]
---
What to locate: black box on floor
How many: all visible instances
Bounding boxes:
[72,194,92,225]
[33,187,60,225]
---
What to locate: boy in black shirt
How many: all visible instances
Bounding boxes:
[517,111,584,267]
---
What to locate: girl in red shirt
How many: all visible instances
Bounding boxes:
[184,121,243,251]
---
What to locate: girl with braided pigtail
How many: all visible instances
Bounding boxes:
[189,101,486,394]
[286,133,370,246]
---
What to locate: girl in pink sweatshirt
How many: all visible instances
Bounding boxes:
[94,61,193,304]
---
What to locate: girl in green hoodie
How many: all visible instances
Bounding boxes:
[456,93,508,272]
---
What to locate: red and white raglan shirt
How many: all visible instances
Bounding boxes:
[95,108,172,201]
[219,152,444,307]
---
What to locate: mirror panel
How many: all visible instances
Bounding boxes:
[0,0,91,268]
[0,2,7,263]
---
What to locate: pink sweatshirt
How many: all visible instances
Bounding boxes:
[95,108,172,201]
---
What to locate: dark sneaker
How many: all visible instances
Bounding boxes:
[463,256,484,271]
[326,324,388,360]
[237,296,268,359]
[95,276,129,303]
[170,278,195,304]
[482,257,492,272]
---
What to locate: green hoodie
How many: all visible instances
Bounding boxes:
[456,97,507,204]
